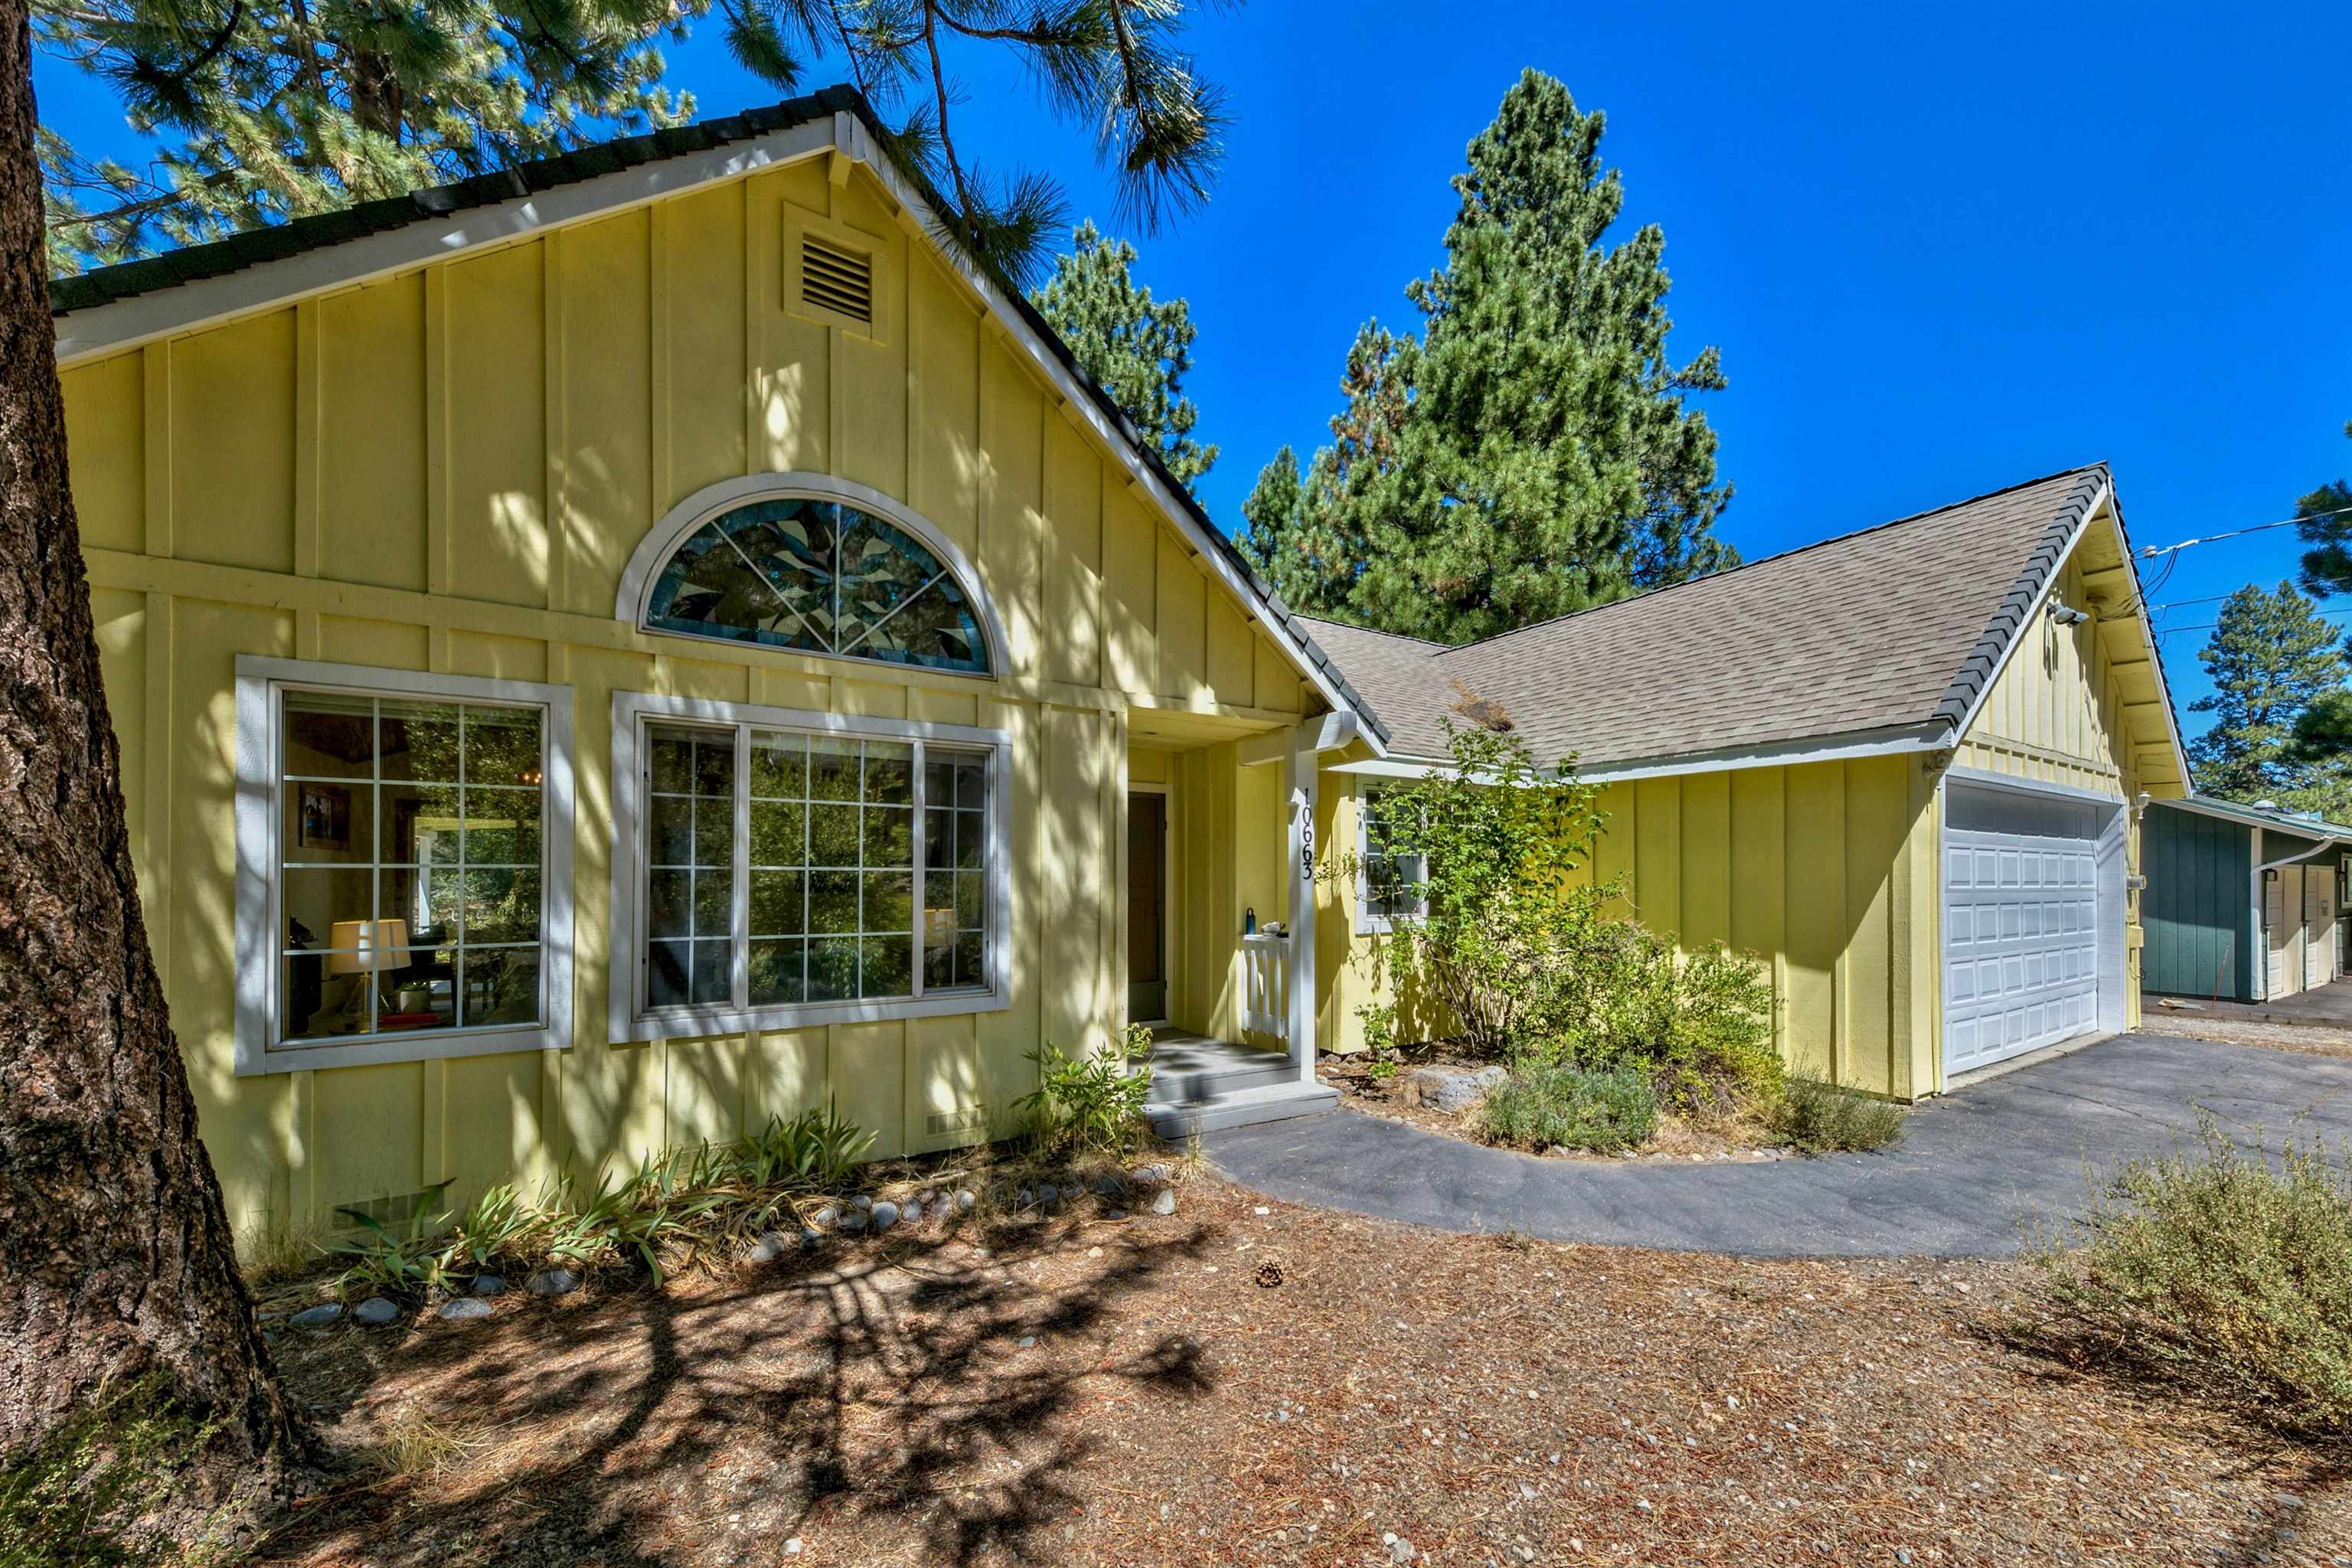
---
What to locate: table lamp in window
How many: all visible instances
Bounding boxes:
[322,919,410,1034]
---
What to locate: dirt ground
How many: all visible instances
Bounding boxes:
[253,1178,2349,1568]
[2139,1012,2352,1064]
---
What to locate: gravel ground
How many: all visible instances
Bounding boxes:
[253,1179,2350,1568]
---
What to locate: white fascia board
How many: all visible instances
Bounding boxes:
[1325,723,1947,785]
[57,107,1380,751]
[2164,794,2352,842]
[1945,483,2191,787]
[54,118,845,365]
[1944,479,2110,749]
[825,115,1377,744]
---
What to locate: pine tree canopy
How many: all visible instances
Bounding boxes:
[38,0,1230,286]
[1028,218,1217,490]
[2293,419,2352,599]
[1236,67,1734,646]
[2187,580,2352,815]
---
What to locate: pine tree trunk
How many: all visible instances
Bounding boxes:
[0,0,299,1528]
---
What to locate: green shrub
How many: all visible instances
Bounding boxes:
[1769,1074,1908,1153]
[2025,1116,2352,1436]
[1570,930,1782,1108]
[1478,1063,1658,1153]
[1016,1027,1155,1156]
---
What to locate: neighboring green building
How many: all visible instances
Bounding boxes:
[2142,797,2350,1002]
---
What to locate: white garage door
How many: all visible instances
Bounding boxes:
[1943,784,2112,1075]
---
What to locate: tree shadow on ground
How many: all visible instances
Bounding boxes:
[258,1216,1220,1566]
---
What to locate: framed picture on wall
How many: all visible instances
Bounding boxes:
[298,782,351,851]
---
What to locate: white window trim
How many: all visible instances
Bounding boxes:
[1354,782,1429,936]
[233,656,577,1075]
[607,691,1014,1043]
[612,472,1011,684]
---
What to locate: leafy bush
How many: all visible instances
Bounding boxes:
[2024,1116,2352,1436]
[327,1180,462,1299]
[1569,928,1780,1109]
[1769,1074,1908,1154]
[1017,1025,1155,1155]
[1478,1063,1658,1153]
[1332,721,1610,1060]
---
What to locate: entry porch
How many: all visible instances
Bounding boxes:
[1123,710,1348,1136]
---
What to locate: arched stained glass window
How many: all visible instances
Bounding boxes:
[642,495,991,675]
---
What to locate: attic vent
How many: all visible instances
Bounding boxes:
[799,235,873,325]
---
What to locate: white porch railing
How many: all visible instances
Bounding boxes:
[1240,932,1289,1041]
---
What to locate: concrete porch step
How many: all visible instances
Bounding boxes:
[1145,1033,1297,1103]
[1145,1078,1339,1140]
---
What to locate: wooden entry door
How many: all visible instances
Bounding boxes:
[1128,792,1168,1022]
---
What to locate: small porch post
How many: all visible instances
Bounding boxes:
[1282,717,1320,1084]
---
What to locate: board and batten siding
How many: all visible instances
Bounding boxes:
[2141,806,2254,1001]
[60,153,1315,1248]
[1318,754,1942,1101]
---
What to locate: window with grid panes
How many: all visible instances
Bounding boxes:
[275,691,548,1044]
[636,720,993,1018]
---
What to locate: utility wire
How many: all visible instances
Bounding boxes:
[2137,501,2352,559]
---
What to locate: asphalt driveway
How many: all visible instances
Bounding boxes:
[1200,1032,2352,1259]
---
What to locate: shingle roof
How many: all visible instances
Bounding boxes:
[46,86,1393,744]
[50,90,874,317]
[1302,465,2115,769]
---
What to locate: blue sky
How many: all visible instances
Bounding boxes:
[34,2,2352,736]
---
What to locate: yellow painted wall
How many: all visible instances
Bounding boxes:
[60,154,1317,1247]
[1316,757,1940,1099]
[1950,513,2177,1033]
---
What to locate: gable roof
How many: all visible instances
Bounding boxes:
[1305,464,2186,779]
[47,87,1388,744]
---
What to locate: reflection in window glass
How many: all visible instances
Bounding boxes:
[640,722,991,1016]
[279,692,547,1044]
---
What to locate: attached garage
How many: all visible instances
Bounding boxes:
[2141,795,2352,1004]
[1942,779,2126,1074]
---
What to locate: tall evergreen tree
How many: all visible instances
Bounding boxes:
[1029,219,1217,489]
[39,0,1230,285]
[2187,581,2352,813]
[1237,69,1733,644]
[1238,321,1409,616]
[1,0,297,1533]
[2293,420,2352,598]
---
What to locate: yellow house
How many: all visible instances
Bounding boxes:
[49,87,2190,1249]
[1305,466,2191,1096]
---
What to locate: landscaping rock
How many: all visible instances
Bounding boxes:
[351,1297,401,1327]
[954,1188,978,1214]
[839,1208,869,1236]
[809,1202,840,1228]
[850,1194,874,1211]
[439,1296,491,1321]
[472,1273,506,1297]
[901,1197,925,1226]
[1092,1174,1123,1196]
[746,1230,791,1264]
[1130,1162,1172,1187]
[799,1227,824,1251]
[1402,1064,1507,1113]
[1148,1188,1178,1217]
[527,1268,581,1296]
[289,1303,342,1330]
[870,1200,900,1233]
[1037,1183,1060,1205]
[1015,1187,1035,1207]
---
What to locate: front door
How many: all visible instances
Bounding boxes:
[1127,792,1168,1022]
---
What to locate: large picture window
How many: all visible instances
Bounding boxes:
[610,694,1009,1040]
[234,658,575,1073]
